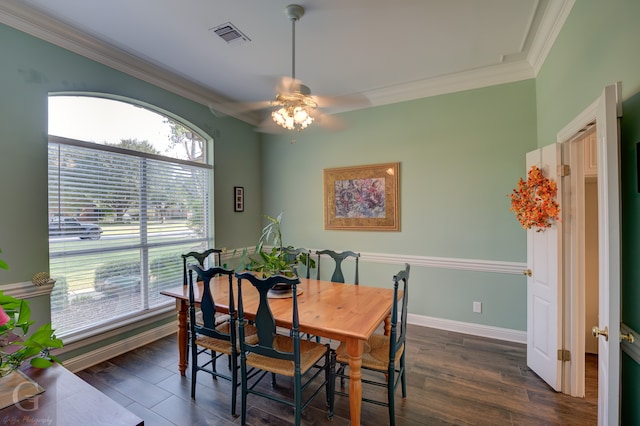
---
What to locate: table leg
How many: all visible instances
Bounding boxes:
[176,299,188,376]
[346,338,364,426]
[384,313,392,336]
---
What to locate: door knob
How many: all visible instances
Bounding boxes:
[592,325,609,341]
[523,269,532,277]
[620,331,635,344]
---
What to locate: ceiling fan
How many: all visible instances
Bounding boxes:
[214,4,368,134]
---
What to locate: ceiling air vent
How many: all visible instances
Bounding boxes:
[210,22,251,46]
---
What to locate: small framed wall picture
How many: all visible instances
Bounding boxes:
[234,186,244,212]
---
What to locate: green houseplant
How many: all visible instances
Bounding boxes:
[0,249,64,377]
[0,248,7,271]
[238,212,313,277]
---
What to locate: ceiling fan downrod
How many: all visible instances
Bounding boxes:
[285,4,304,82]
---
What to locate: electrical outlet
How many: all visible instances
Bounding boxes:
[473,301,482,313]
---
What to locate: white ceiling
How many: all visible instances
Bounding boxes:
[1,0,571,124]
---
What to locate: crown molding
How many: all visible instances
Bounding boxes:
[0,0,261,125]
[364,60,536,108]
[0,0,570,120]
[528,0,576,74]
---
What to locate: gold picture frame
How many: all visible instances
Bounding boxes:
[324,162,399,231]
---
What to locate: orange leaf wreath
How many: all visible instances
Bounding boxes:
[509,165,560,232]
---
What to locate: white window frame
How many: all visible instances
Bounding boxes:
[47,94,214,342]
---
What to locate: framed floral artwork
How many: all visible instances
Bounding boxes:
[323,162,399,231]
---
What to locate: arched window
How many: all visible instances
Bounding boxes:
[48,94,213,339]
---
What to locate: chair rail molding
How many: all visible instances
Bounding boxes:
[358,251,526,275]
[231,246,526,275]
[0,281,54,299]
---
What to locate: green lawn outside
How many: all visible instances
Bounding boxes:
[49,220,204,294]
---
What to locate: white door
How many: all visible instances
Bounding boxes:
[538,83,622,424]
[593,83,621,426]
[526,144,562,391]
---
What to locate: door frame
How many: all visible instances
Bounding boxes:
[556,83,621,424]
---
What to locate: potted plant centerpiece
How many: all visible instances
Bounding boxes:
[238,213,314,283]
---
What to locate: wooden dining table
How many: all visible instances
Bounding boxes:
[161,276,395,426]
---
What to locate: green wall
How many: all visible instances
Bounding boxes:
[0,22,263,285]
[261,80,537,330]
[535,1,640,423]
[0,23,264,346]
[536,0,640,147]
[620,90,640,424]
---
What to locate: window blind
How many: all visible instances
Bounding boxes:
[48,139,212,338]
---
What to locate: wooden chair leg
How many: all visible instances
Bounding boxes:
[230,354,238,417]
[401,355,407,397]
[388,368,396,426]
[240,357,248,425]
[328,350,336,419]
[190,345,198,399]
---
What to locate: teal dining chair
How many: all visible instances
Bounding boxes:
[235,271,334,426]
[187,265,256,415]
[182,248,226,361]
[311,249,361,342]
[182,248,223,287]
[281,246,312,278]
[332,263,410,426]
[315,249,360,284]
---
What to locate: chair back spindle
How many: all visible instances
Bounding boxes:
[236,272,300,360]
[182,248,223,286]
[315,249,360,284]
[188,264,236,343]
[389,264,410,371]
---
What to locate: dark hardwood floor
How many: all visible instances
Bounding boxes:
[76,325,597,425]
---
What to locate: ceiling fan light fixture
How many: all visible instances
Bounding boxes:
[271,4,317,132]
[272,104,314,131]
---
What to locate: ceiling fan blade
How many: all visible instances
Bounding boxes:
[209,100,273,116]
[254,116,288,134]
[313,92,371,112]
[313,111,348,132]
[276,76,306,95]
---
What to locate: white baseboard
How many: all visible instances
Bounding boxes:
[408,313,526,344]
[62,321,177,373]
[62,314,525,373]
